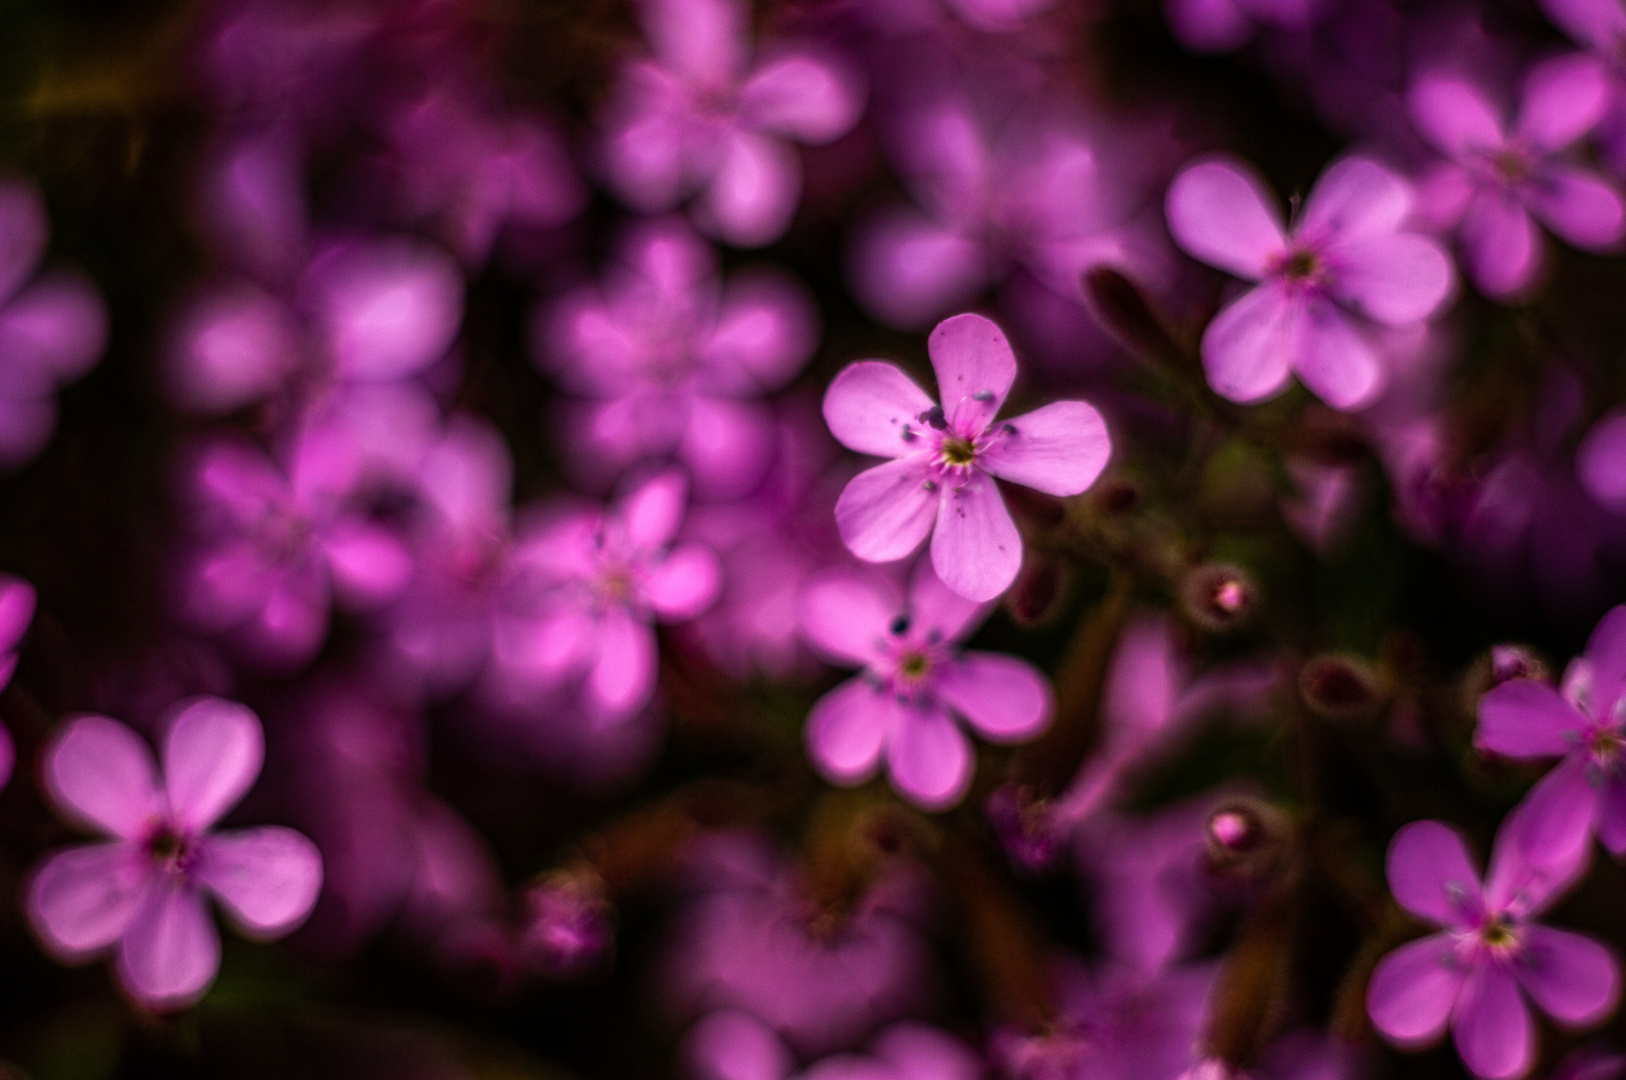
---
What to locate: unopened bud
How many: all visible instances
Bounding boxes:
[517,872,611,980]
[1180,563,1258,632]
[986,784,1066,874]
[1203,798,1288,881]
[1299,653,1386,722]
[1489,644,1547,685]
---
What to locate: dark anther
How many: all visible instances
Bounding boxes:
[919,405,948,430]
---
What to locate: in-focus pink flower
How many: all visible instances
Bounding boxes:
[800,558,1052,810]
[1477,605,1626,863]
[1366,819,1618,1080]
[0,573,35,791]
[600,0,866,246]
[1409,55,1625,298]
[0,177,107,467]
[1165,154,1454,409]
[537,219,818,500]
[490,469,721,728]
[823,313,1110,601]
[26,699,323,1009]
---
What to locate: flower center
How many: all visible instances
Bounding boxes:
[898,650,931,681]
[1588,726,1623,769]
[1488,146,1532,185]
[1278,248,1322,283]
[1478,914,1520,951]
[144,822,199,875]
[940,437,977,467]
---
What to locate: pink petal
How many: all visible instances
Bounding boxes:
[679,395,777,501]
[46,715,164,840]
[586,611,657,724]
[978,400,1112,497]
[1584,605,1626,711]
[1515,925,1620,1025]
[197,826,323,939]
[0,271,108,383]
[886,705,972,810]
[1328,233,1454,325]
[872,1023,983,1080]
[1477,679,1587,758]
[163,697,264,833]
[1408,77,1505,158]
[322,521,414,610]
[698,271,818,394]
[1487,792,1592,917]
[806,677,892,782]
[1165,0,1255,52]
[1299,157,1414,245]
[1461,189,1543,297]
[1540,0,1626,55]
[834,456,939,563]
[1501,753,1599,878]
[1598,774,1626,854]
[935,651,1052,742]
[684,1009,795,1080]
[926,314,1017,435]
[823,361,937,459]
[739,53,865,144]
[1367,933,1465,1044]
[0,574,36,655]
[645,543,722,621]
[1524,165,1626,250]
[306,237,464,382]
[905,557,988,644]
[0,177,48,303]
[27,841,150,956]
[1200,283,1296,403]
[696,129,800,248]
[116,881,221,1009]
[640,0,746,85]
[1516,55,1610,151]
[1291,294,1384,410]
[930,472,1021,602]
[164,285,300,414]
[848,208,988,330]
[0,395,56,469]
[1452,961,1533,1080]
[1577,409,1626,511]
[799,568,898,665]
[1165,156,1287,280]
[1386,820,1484,926]
[621,469,689,550]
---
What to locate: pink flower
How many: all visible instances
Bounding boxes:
[1165,155,1454,409]
[26,699,323,1009]
[800,558,1052,810]
[0,573,35,791]
[1409,55,1626,298]
[537,219,818,500]
[490,470,721,728]
[1366,819,1619,1080]
[684,1010,981,1080]
[600,0,866,247]
[823,313,1110,602]
[1477,605,1626,863]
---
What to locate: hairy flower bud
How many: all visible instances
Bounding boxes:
[1180,563,1258,632]
[1299,653,1387,722]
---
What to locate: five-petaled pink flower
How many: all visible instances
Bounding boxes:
[27,699,324,1010]
[1367,819,1619,1080]
[822,313,1110,602]
[800,559,1052,809]
[1165,154,1455,410]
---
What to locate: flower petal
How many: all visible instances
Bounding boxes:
[1166,156,1287,280]
[1291,294,1384,410]
[1199,283,1296,404]
[927,313,1017,435]
[197,826,323,939]
[823,361,938,459]
[978,400,1111,497]
[1516,925,1620,1025]
[116,881,221,1010]
[834,456,939,564]
[1477,679,1587,758]
[322,520,414,611]
[1515,55,1610,151]
[1499,753,1599,887]
[163,697,264,833]
[1599,773,1626,855]
[905,557,988,644]
[1577,410,1626,512]
[585,611,658,724]
[1328,233,1454,325]
[46,715,164,840]
[1367,932,1466,1045]
[646,543,722,622]
[621,469,689,550]
[1461,190,1542,298]
[1386,820,1485,927]
[27,842,150,956]
[848,209,989,331]
[799,567,898,666]
[1540,0,1626,54]
[696,129,800,249]
[1409,77,1505,158]
[683,1008,795,1080]
[886,704,972,810]
[1452,961,1534,1080]
[806,677,892,783]
[738,53,865,144]
[1524,164,1626,250]
[930,471,1021,602]
[1300,157,1414,245]
[936,651,1052,742]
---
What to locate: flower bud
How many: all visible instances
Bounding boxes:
[1203,798,1288,881]
[1299,653,1386,722]
[1180,563,1258,632]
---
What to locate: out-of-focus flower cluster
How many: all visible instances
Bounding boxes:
[6,0,1626,1076]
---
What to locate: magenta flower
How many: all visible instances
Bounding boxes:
[537,219,818,500]
[599,0,866,247]
[0,573,35,791]
[26,699,323,1009]
[1366,819,1619,1080]
[1165,154,1454,409]
[1409,55,1625,298]
[823,313,1110,602]
[800,559,1052,809]
[1477,605,1626,862]
[0,176,107,467]
[684,1010,981,1080]
[490,469,721,728]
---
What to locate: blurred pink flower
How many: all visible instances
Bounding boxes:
[27,699,322,1009]
[600,0,866,246]
[800,558,1052,809]
[0,574,35,791]
[824,313,1111,601]
[684,1009,981,1080]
